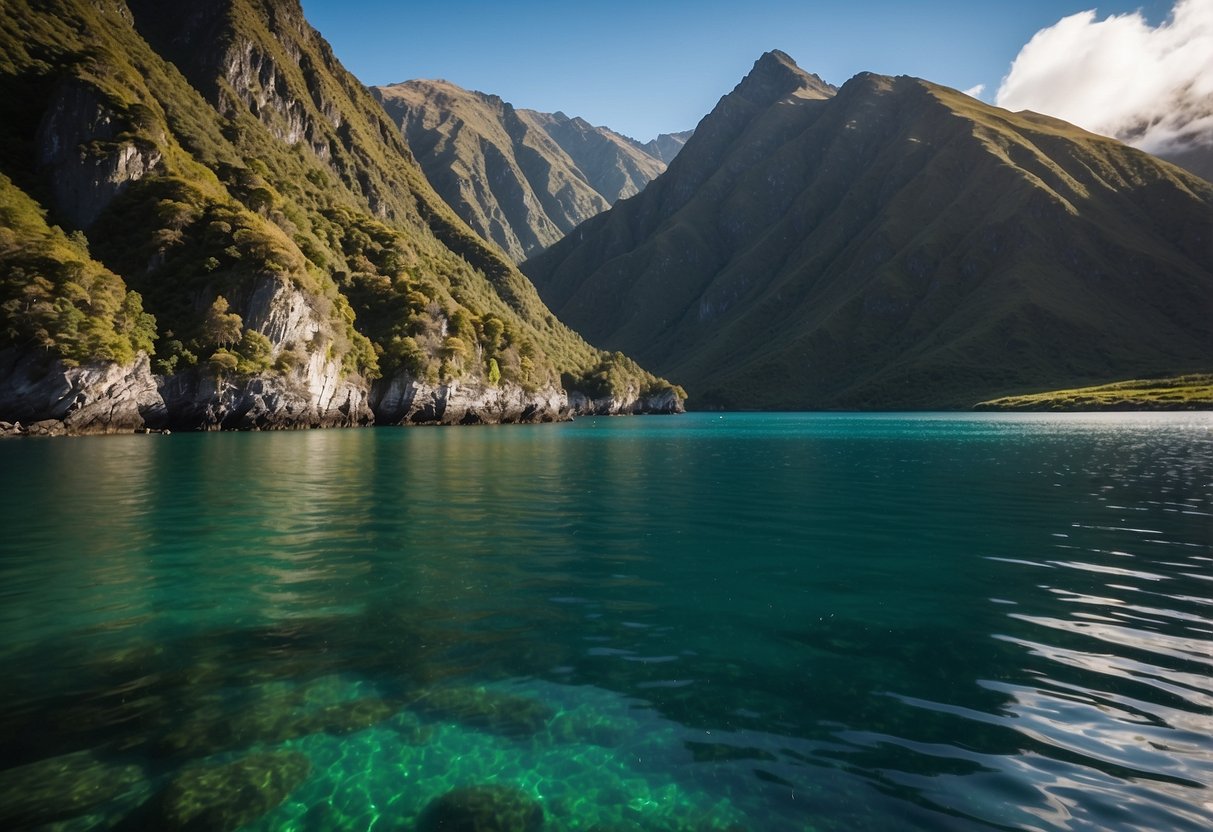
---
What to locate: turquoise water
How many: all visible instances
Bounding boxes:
[1,413,1211,831]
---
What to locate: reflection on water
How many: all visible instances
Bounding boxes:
[0,413,1210,831]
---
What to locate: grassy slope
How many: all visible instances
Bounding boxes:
[524,60,1213,410]
[976,375,1213,410]
[0,0,679,403]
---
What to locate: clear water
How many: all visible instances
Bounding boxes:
[1,413,1211,831]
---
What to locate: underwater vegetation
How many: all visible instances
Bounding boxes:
[0,604,757,832]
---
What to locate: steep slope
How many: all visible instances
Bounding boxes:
[374,80,668,262]
[0,0,682,433]
[525,110,667,203]
[523,51,1213,409]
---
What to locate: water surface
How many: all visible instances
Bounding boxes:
[1,413,1211,830]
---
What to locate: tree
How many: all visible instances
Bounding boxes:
[202,295,242,347]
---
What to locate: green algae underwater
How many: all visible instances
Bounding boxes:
[1,413,1211,831]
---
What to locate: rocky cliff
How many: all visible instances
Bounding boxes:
[0,0,684,434]
[374,80,675,262]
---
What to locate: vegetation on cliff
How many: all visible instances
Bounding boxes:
[0,0,681,419]
[0,174,156,367]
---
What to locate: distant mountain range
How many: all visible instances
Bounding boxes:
[522,50,1213,409]
[374,80,690,262]
[0,0,682,435]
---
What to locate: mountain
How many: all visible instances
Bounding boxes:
[643,130,695,164]
[374,80,675,262]
[522,50,1213,410]
[1155,144,1213,184]
[0,0,683,435]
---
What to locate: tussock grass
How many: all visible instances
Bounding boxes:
[976,375,1213,411]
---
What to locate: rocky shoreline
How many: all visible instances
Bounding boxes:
[0,350,683,439]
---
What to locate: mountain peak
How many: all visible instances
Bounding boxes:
[734,50,835,105]
[756,49,798,70]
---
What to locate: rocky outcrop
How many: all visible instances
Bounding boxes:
[0,749,147,829]
[417,785,544,832]
[371,373,684,424]
[0,349,370,436]
[0,349,166,435]
[160,276,373,430]
[0,351,681,435]
[568,386,685,416]
[36,79,162,229]
[159,371,370,431]
[148,751,310,832]
[372,375,568,425]
[0,276,374,435]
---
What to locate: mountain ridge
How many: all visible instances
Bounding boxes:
[523,51,1213,410]
[374,78,682,262]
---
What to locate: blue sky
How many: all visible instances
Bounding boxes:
[300,0,1174,142]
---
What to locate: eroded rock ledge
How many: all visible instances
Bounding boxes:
[0,351,682,437]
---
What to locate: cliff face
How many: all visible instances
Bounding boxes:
[0,351,165,436]
[523,51,1213,409]
[374,80,673,262]
[35,80,164,229]
[158,277,374,430]
[0,0,684,433]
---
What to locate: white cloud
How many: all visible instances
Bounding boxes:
[962,84,986,99]
[994,0,1213,154]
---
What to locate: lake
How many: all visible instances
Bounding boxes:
[1,413,1210,831]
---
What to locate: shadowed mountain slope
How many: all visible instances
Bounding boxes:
[523,51,1213,409]
[374,80,675,262]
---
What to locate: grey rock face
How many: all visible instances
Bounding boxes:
[0,349,166,434]
[372,375,569,425]
[162,276,374,430]
[568,386,684,416]
[36,79,163,229]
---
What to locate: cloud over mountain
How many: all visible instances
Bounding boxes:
[995,0,1213,155]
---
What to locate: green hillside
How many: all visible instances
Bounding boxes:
[976,375,1213,411]
[523,52,1213,410]
[0,0,681,430]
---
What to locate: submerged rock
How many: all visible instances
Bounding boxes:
[153,750,310,831]
[417,785,544,832]
[0,750,146,828]
[154,695,397,759]
[413,687,554,737]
